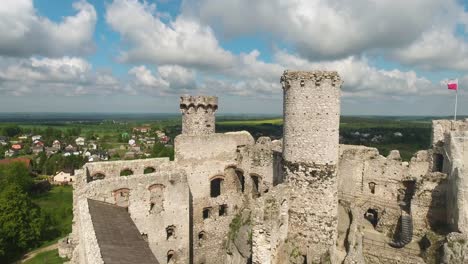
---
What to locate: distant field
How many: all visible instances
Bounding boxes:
[217,118,283,125]
[218,116,432,128]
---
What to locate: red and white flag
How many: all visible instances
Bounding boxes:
[448,79,458,90]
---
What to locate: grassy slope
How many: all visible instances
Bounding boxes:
[23,249,66,264]
[31,185,73,247]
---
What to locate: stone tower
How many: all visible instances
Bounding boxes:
[180,95,218,136]
[281,70,342,262]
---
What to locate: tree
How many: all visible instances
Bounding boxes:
[34,152,47,174]
[2,125,21,137]
[0,162,33,193]
[0,185,45,262]
[151,142,174,160]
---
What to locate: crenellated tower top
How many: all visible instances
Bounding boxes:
[280,70,343,90]
[180,95,218,110]
[180,95,218,136]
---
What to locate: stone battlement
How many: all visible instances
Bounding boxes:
[180,95,218,110]
[280,70,342,89]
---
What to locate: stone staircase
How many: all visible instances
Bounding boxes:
[389,210,413,248]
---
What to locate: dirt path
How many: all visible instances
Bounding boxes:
[20,243,58,263]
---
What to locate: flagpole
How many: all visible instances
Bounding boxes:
[455,82,458,121]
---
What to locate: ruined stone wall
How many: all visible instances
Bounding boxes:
[72,169,190,264]
[251,186,289,264]
[432,119,468,147]
[446,131,468,233]
[180,95,218,136]
[175,132,255,264]
[235,137,278,194]
[73,198,105,264]
[83,158,170,181]
[281,70,342,263]
[409,151,448,236]
[338,145,450,263]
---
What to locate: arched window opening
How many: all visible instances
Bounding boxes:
[166,225,176,240]
[167,250,175,264]
[368,182,376,194]
[141,233,148,242]
[90,172,105,182]
[210,177,224,198]
[113,188,130,207]
[434,154,444,172]
[251,174,261,198]
[144,167,156,174]
[219,204,228,216]
[364,208,379,228]
[235,169,245,193]
[203,207,211,220]
[120,168,134,176]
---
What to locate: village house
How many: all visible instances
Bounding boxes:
[75,137,85,146]
[18,135,28,140]
[53,171,75,184]
[31,135,42,141]
[143,137,156,145]
[4,149,15,158]
[88,142,97,150]
[133,126,151,133]
[11,144,22,151]
[32,141,45,154]
[155,130,165,137]
[0,136,8,146]
[45,147,59,156]
[159,135,170,144]
[65,144,76,152]
[52,140,61,149]
[0,157,32,172]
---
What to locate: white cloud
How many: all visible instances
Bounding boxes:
[106,0,234,69]
[183,0,451,60]
[0,57,120,96]
[128,65,197,95]
[0,0,97,57]
[274,51,438,98]
[391,28,468,71]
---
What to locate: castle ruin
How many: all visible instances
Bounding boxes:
[61,70,468,264]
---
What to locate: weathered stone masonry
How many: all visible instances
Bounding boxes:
[65,71,468,264]
[281,70,342,263]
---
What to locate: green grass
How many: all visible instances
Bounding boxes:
[23,249,66,264]
[32,186,73,247]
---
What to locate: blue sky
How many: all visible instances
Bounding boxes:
[0,0,468,115]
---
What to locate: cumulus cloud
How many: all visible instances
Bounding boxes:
[0,0,97,57]
[0,57,120,96]
[106,0,234,69]
[274,51,438,98]
[128,65,197,95]
[391,28,468,71]
[183,0,451,60]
